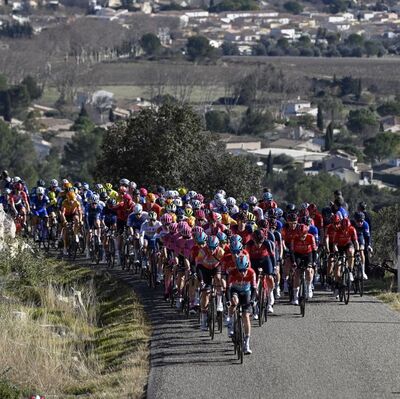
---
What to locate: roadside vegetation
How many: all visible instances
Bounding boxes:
[0,242,149,398]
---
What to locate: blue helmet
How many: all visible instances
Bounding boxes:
[83,182,90,190]
[207,235,220,250]
[216,231,227,243]
[263,192,273,201]
[220,205,229,214]
[239,202,249,211]
[275,207,283,218]
[195,231,207,245]
[230,239,243,254]
[230,234,243,244]
[236,254,250,272]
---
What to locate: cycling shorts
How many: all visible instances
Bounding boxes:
[65,214,75,224]
[104,215,117,228]
[230,288,252,313]
[294,252,313,269]
[87,216,100,230]
[337,243,354,253]
[197,264,221,287]
[251,257,274,276]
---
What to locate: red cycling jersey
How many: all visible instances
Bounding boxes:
[311,211,323,230]
[246,240,275,260]
[228,267,257,292]
[230,225,252,245]
[292,234,317,255]
[327,225,358,247]
[221,249,250,274]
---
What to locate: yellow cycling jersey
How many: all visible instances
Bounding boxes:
[107,189,118,201]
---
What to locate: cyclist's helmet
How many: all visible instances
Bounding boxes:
[119,178,130,186]
[188,190,197,199]
[216,231,227,243]
[230,240,243,254]
[308,203,317,213]
[148,211,157,221]
[214,193,224,207]
[107,198,116,207]
[195,209,206,220]
[207,235,219,250]
[177,187,187,196]
[174,198,183,207]
[165,203,177,213]
[13,176,22,183]
[182,194,191,203]
[226,197,236,207]
[90,193,100,204]
[157,186,165,195]
[195,231,207,245]
[275,207,283,218]
[191,199,201,210]
[209,211,219,222]
[37,179,45,188]
[104,183,113,191]
[239,202,249,211]
[66,191,76,201]
[300,202,309,210]
[287,213,298,223]
[140,187,148,197]
[184,208,193,218]
[192,226,204,236]
[94,183,103,192]
[253,228,265,242]
[286,203,296,213]
[354,212,365,222]
[230,234,243,243]
[358,201,367,212]
[299,224,309,235]
[129,181,137,190]
[169,222,178,234]
[100,192,108,202]
[263,192,273,201]
[36,186,45,195]
[235,254,250,272]
[179,223,192,237]
[194,193,204,203]
[160,213,173,225]
[82,182,90,190]
[156,197,166,207]
[220,205,229,214]
[50,179,58,187]
[132,188,140,197]
[301,216,312,226]
[248,195,257,206]
[217,189,226,197]
[74,181,82,189]
[331,214,341,225]
[133,204,143,214]
[341,218,351,229]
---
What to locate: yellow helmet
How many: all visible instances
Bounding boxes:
[177,187,187,196]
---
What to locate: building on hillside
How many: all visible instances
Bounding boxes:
[282,100,318,118]
[380,115,400,133]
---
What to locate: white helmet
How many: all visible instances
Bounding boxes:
[226,197,236,207]
[13,176,22,183]
[119,178,130,186]
[248,196,257,206]
[36,187,45,195]
[219,198,227,207]
[50,179,58,187]
[133,204,143,214]
[217,189,226,198]
[174,198,183,207]
[188,190,197,199]
[129,181,137,189]
[90,193,100,204]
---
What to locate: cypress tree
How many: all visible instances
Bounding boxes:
[325,122,334,151]
[317,105,324,132]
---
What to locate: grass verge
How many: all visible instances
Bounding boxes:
[0,243,150,398]
[365,272,400,312]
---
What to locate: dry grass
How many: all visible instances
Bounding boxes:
[0,247,150,398]
[376,292,400,312]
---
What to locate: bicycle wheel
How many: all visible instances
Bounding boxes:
[237,312,244,364]
[343,270,350,305]
[299,277,306,317]
[258,286,265,327]
[182,283,190,318]
[208,293,215,340]
[359,271,364,297]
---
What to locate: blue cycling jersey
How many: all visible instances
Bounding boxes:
[308,224,319,245]
[85,203,103,220]
[31,195,50,210]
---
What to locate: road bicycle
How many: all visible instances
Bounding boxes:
[104,227,116,269]
[297,259,308,317]
[257,269,269,326]
[36,216,50,252]
[232,304,244,364]
[336,252,350,305]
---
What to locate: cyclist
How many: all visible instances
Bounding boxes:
[84,193,104,259]
[352,212,370,280]
[290,224,317,304]
[259,191,278,212]
[230,213,252,245]
[248,196,264,221]
[269,218,283,299]
[114,192,134,265]
[196,235,224,331]
[144,192,162,217]
[30,187,50,240]
[60,190,83,256]
[127,203,149,266]
[9,180,30,228]
[104,183,118,201]
[246,229,276,314]
[226,254,256,355]
[325,216,359,298]
[204,211,226,236]
[139,211,162,282]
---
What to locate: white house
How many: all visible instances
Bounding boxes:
[283,100,318,118]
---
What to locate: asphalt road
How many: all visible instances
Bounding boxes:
[52,248,400,399]
[108,269,400,399]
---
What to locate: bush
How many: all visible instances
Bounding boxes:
[0,380,20,399]
[205,110,230,132]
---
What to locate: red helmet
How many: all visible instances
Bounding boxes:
[331,214,341,224]
[179,223,192,237]
[169,222,178,234]
[341,218,351,229]
[195,209,206,220]
[192,225,204,235]
[308,203,317,213]
[123,193,132,203]
[139,187,148,197]
[194,193,204,203]
[299,224,309,235]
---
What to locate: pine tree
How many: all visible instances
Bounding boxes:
[325,122,334,151]
[109,108,115,123]
[79,103,88,118]
[317,105,324,132]
[356,78,362,101]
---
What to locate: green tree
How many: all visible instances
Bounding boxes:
[364,132,400,163]
[21,75,42,100]
[239,107,274,135]
[345,33,364,46]
[96,104,263,198]
[109,108,115,123]
[3,91,12,122]
[38,147,61,182]
[317,105,324,131]
[0,74,7,91]
[186,36,213,61]
[62,126,105,183]
[0,120,38,185]
[325,122,334,150]
[71,114,95,133]
[347,108,379,137]
[140,33,162,56]
[377,101,400,117]
[283,0,303,13]
[221,41,240,55]
[205,110,230,132]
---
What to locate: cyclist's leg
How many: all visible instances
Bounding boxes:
[213,267,223,312]
[262,257,275,312]
[198,265,211,330]
[346,243,355,274]
[241,291,252,354]
[226,289,238,336]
